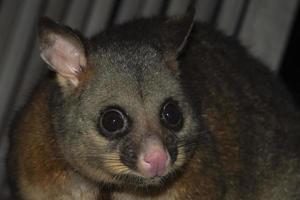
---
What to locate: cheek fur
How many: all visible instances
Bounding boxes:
[119,136,139,171]
[101,152,131,175]
[165,132,178,163]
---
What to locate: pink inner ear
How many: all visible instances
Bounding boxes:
[40,35,86,86]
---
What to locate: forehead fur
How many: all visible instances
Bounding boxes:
[77,43,184,123]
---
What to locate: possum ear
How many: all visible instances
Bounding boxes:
[162,6,195,74]
[38,17,88,89]
[163,5,195,54]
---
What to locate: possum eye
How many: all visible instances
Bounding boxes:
[98,108,129,138]
[160,99,183,131]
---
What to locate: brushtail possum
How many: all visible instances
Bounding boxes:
[8,9,300,200]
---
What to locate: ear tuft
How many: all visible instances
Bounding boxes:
[162,5,195,55]
[38,17,88,88]
[162,6,195,75]
[177,1,195,53]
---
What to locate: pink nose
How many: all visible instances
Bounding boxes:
[141,150,169,177]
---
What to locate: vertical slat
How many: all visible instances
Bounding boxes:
[0,0,23,75]
[159,0,171,16]
[114,0,141,24]
[209,0,223,25]
[84,0,115,37]
[232,0,250,37]
[166,0,190,16]
[195,0,219,22]
[0,1,45,198]
[0,0,44,134]
[44,0,70,21]
[239,0,299,71]
[216,0,245,35]
[63,0,93,31]
[140,0,163,17]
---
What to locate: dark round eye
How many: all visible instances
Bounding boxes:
[98,108,129,138]
[160,99,183,131]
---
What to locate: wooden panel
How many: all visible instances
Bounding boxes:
[140,0,163,17]
[0,0,23,72]
[43,0,69,21]
[216,0,245,35]
[114,0,141,24]
[239,0,299,71]
[0,0,43,135]
[63,0,93,31]
[0,1,45,198]
[166,0,190,16]
[84,0,115,36]
[195,0,219,22]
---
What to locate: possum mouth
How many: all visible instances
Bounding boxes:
[137,176,164,186]
[111,167,178,188]
[114,172,165,185]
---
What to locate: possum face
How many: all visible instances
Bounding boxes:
[60,47,199,187]
[39,15,199,187]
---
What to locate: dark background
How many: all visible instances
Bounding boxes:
[280,6,300,106]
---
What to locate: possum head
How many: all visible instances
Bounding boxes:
[39,13,200,188]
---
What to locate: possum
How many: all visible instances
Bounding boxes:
[7,8,300,200]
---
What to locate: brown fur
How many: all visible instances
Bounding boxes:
[9,81,103,199]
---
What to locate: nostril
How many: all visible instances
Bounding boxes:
[136,135,171,178]
[144,151,166,165]
[143,150,169,177]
